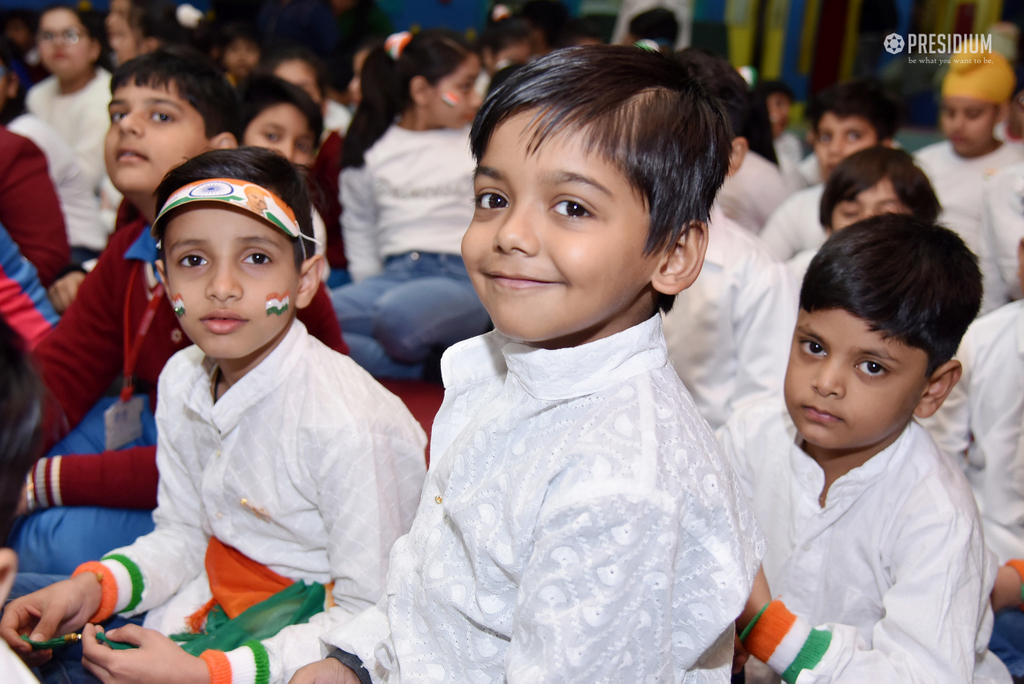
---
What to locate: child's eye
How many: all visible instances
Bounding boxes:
[475,192,507,210]
[800,340,825,356]
[151,111,172,123]
[180,254,206,268]
[553,200,590,218]
[110,111,126,123]
[264,132,280,142]
[846,131,862,141]
[857,360,886,376]
[243,253,271,265]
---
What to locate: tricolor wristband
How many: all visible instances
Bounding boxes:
[200,641,270,684]
[740,600,832,684]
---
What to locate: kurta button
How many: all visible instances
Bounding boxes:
[216,512,223,519]
[215,450,221,457]
[435,495,442,504]
[410,252,420,261]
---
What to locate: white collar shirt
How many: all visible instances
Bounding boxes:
[922,300,1024,563]
[107,320,427,683]
[719,398,1008,683]
[324,316,766,683]
[663,208,798,430]
[979,162,1024,314]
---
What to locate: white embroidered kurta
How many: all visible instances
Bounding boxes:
[759,184,827,262]
[105,321,427,683]
[719,398,1009,683]
[717,151,789,234]
[323,315,766,682]
[663,208,798,430]
[923,300,1024,563]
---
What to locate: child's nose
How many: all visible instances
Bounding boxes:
[206,263,243,301]
[812,361,844,397]
[494,205,539,256]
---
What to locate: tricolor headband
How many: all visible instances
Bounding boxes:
[153,178,306,240]
[385,31,412,61]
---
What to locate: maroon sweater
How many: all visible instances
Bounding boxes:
[31,213,347,509]
[0,127,70,286]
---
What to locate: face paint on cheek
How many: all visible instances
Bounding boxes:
[266,291,290,316]
[442,91,460,108]
[171,294,185,317]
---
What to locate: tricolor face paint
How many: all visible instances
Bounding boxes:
[172,293,185,317]
[266,292,290,316]
[441,91,460,108]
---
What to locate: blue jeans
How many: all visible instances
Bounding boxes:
[992,608,1024,677]
[8,397,157,575]
[331,252,490,379]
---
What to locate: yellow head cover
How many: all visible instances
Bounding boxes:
[942,46,1016,104]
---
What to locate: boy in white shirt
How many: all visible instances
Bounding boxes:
[664,49,797,430]
[760,80,900,261]
[0,148,428,684]
[293,45,766,684]
[722,215,1009,682]
[979,161,1024,312]
[915,46,1024,314]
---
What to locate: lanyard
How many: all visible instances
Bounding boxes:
[121,261,166,402]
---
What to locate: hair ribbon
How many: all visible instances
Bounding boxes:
[385,31,413,61]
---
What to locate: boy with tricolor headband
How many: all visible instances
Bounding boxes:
[0,147,427,684]
[916,46,1024,314]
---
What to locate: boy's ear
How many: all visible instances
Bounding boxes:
[913,359,962,419]
[0,548,18,605]
[155,258,167,286]
[294,254,325,309]
[409,75,433,107]
[650,219,709,298]
[208,132,238,151]
[727,137,749,177]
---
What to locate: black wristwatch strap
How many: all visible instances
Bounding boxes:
[326,648,373,684]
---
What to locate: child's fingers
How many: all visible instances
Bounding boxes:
[103,623,146,646]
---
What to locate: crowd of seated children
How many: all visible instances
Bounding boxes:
[13,50,348,579]
[295,44,763,684]
[756,79,805,193]
[1,147,427,684]
[474,8,531,99]
[330,30,490,380]
[981,158,1024,311]
[662,48,797,430]
[723,216,1012,683]
[916,46,1024,315]
[787,145,941,282]
[0,38,108,267]
[0,317,48,684]
[760,79,900,261]
[26,5,111,197]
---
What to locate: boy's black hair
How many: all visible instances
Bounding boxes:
[628,8,679,46]
[0,318,43,541]
[472,45,731,313]
[801,215,981,374]
[674,48,778,165]
[130,0,194,49]
[217,21,261,52]
[806,79,902,141]
[258,44,328,103]
[819,146,940,228]
[240,74,323,142]
[155,147,314,269]
[478,16,532,56]
[111,47,242,141]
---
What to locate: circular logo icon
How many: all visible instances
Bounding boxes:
[188,180,235,198]
[884,33,905,54]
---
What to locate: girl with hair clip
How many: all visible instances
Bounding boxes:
[331,29,488,380]
[787,145,940,283]
[26,4,112,195]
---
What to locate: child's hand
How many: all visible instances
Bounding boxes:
[991,564,1024,613]
[47,270,86,314]
[289,658,364,684]
[0,572,103,667]
[737,565,772,630]
[81,623,209,684]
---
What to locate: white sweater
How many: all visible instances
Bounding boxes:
[339,125,476,282]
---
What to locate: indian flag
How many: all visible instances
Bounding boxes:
[171,294,185,317]
[265,292,289,316]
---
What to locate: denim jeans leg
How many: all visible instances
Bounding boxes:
[991,608,1024,676]
[331,271,405,337]
[342,331,425,379]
